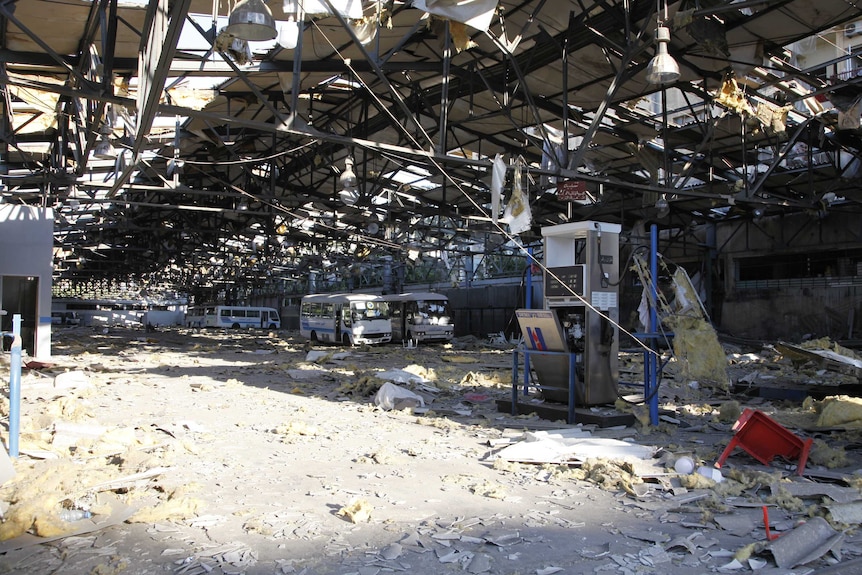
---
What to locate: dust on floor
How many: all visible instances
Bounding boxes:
[0,327,861,574]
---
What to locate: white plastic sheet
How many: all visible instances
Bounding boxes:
[490,153,505,224]
[504,161,531,235]
[374,382,426,410]
[412,0,498,31]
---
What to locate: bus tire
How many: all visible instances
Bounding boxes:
[268,323,277,329]
[310,331,319,342]
[231,323,241,329]
[342,333,351,345]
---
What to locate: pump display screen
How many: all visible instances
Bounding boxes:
[544,265,585,297]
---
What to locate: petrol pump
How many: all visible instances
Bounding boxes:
[527,221,621,406]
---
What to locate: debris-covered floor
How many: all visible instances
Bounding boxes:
[2,327,862,574]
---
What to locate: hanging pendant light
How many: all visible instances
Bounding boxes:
[93,136,116,160]
[339,157,359,205]
[646,26,680,85]
[93,122,116,160]
[226,0,278,42]
[655,194,670,217]
[340,157,358,192]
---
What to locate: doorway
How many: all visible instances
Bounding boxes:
[1,276,39,355]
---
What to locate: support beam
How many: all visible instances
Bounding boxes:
[107,0,191,197]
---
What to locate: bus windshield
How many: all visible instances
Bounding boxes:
[351,300,389,321]
[414,299,450,325]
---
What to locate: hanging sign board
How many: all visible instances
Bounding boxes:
[556,180,588,201]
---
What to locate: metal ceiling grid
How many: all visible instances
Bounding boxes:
[0,0,861,296]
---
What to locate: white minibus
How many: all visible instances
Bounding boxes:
[383,292,454,343]
[186,305,281,329]
[300,293,391,345]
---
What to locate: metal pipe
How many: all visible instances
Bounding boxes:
[524,247,533,396]
[9,313,21,457]
[568,352,577,424]
[648,225,659,426]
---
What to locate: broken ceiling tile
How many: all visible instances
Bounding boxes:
[667,491,711,506]
[664,534,701,554]
[639,544,673,566]
[714,512,757,537]
[524,427,592,442]
[378,543,402,560]
[826,501,862,524]
[620,527,671,544]
[719,558,746,570]
[767,516,844,569]
[536,567,564,575]
[577,542,611,559]
[448,517,483,530]
[773,481,862,504]
[465,552,492,573]
[630,483,653,498]
[436,548,462,563]
[494,436,657,465]
[431,531,462,541]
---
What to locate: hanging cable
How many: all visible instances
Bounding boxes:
[308,19,662,358]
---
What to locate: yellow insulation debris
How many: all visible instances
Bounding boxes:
[817,395,862,428]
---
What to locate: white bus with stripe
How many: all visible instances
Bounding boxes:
[300,293,391,345]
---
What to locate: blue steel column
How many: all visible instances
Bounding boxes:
[511,349,519,415]
[648,225,659,425]
[568,352,576,424]
[522,248,533,395]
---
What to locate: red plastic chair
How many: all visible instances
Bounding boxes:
[715,408,813,475]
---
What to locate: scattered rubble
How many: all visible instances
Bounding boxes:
[0,328,860,573]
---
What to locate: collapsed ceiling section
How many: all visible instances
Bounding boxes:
[1,0,861,298]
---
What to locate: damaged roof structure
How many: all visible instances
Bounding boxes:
[5,1,862,571]
[1,0,861,304]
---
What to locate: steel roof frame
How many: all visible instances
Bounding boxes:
[0,0,860,297]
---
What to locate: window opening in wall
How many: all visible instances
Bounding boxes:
[735,249,862,286]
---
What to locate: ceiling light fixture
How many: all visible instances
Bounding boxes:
[340,157,358,193]
[655,195,670,217]
[338,158,359,206]
[226,0,278,42]
[92,120,117,160]
[93,137,116,160]
[646,26,680,85]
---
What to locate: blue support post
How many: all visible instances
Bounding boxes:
[648,225,660,426]
[511,349,519,415]
[523,248,533,395]
[512,348,579,424]
[9,314,21,457]
[568,352,577,424]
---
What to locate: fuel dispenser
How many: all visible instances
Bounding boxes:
[523,221,620,406]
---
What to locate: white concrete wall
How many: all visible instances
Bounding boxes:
[0,205,54,357]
